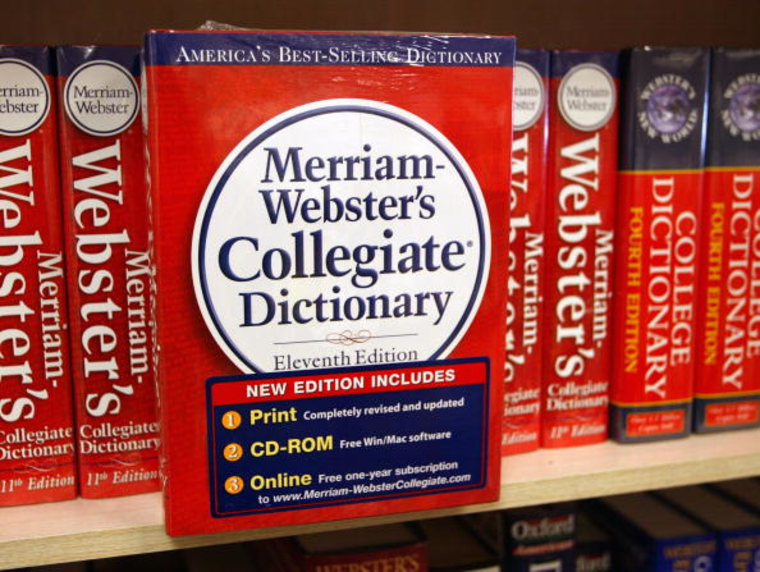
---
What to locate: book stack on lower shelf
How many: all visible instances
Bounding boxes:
[10,476,760,571]
[0,429,759,570]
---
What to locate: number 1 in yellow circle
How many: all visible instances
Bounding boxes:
[222,410,241,430]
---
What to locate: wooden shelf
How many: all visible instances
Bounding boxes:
[1,429,759,569]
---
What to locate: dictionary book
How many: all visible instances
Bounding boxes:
[0,46,77,506]
[575,511,613,572]
[694,48,760,433]
[655,485,760,571]
[56,46,159,498]
[503,48,549,455]
[501,503,577,571]
[610,48,710,442]
[710,478,760,517]
[253,523,427,572]
[144,30,514,536]
[542,50,620,448]
[420,517,500,571]
[592,493,716,571]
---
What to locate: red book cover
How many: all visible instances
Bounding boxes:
[503,48,549,455]
[56,46,159,497]
[694,49,760,433]
[144,30,513,536]
[541,51,620,448]
[280,524,427,572]
[0,46,76,506]
[610,48,710,442]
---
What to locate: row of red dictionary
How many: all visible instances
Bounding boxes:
[0,45,159,506]
[504,47,760,454]
[3,40,759,512]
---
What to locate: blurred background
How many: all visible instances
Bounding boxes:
[2,0,759,49]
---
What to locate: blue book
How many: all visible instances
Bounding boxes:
[501,504,577,571]
[655,486,760,572]
[592,493,716,571]
[576,512,612,572]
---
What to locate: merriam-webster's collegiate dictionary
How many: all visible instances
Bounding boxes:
[0,46,77,506]
[144,30,514,536]
[56,46,159,498]
[611,48,710,442]
[503,48,549,456]
[694,49,760,433]
[542,51,620,448]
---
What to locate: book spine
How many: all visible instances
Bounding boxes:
[0,46,77,505]
[541,51,619,447]
[709,479,760,516]
[503,48,549,455]
[718,529,760,571]
[575,542,612,572]
[303,542,428,572]
[576,513,613,572]
[694,48,760,432]
[56,46,159,498]
[587,499,655,572]
[502,504,576,571]
[611,48,710,442]
[655,537,716,571]
[142,33,175,523]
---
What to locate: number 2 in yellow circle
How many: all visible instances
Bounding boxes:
[223,443,243,462]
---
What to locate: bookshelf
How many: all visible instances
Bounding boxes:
[1,0,760,569]
[1,429,759,569]
[2,0,760,50]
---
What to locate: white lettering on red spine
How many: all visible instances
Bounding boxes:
[124,250,149,378]
[553,134,602,379]
[77,420,159,455]
[749,180,760,359]
[506,131,543,382]
[72,140,132,417]
[0,140,49,422]
[0,425,74,461]
[37,252,65,381]
[723,173,758,388]
[645,177,697,399]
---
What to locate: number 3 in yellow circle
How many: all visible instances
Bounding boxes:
[224,476,244,494]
